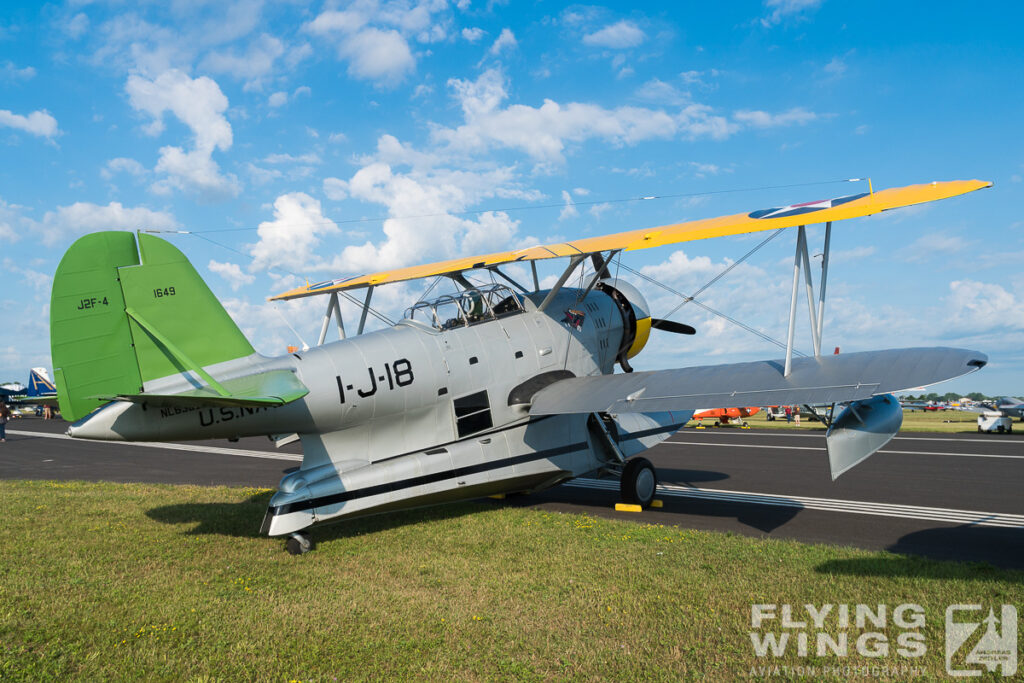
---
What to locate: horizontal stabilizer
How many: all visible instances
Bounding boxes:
[529,347,987,415]
[93,369,308,409]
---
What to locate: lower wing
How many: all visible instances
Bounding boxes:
[530,347,986,479]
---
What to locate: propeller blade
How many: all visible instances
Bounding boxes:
[651,318,696,335]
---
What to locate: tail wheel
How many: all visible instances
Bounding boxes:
[286,532,315,555]
[621,457,657,508]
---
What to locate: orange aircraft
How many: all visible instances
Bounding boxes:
[693,406,760,427]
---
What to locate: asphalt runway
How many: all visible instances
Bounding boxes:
[3,417,1023,569]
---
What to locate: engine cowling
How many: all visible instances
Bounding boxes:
[596,279,651,370]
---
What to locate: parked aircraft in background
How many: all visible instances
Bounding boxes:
[958,397,1024,422]
[0,368,58,407]
[693,406,760,427]
[900,400,951,412]
[49,179,990,553]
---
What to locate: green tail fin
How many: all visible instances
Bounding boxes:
[51,232,256,421]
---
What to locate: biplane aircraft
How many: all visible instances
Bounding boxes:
[50,179,990,554]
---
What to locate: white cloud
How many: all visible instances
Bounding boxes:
[680,69,719,86]
[734,107,818,128]
[0,61,36,81]
[434,68,719,164]
[946,280,1024,332]
[831,245,876,264]
[126,69,240,198]
[127,69,231,149]
[582,21,646,49]
[286,43,314,69]
[559,190,578,221]
[488,28,517,55]
[900,233,972,263]
[200,34,285,90]
[340,28,415,84]
[264,152,321,165]
[761,0,823,27]
[101,157,147,180]
[208,260,256,290]
[89,2,270,77]
[689,161,725,177]
[65,12,89,39]
[268,86,311,108]
[38,202,178,245]
[462,27,485,42]
[305,8,369,35]
[0,198,27,242]
[304,1,449,86]
[323,177,349,200]
[328,163,520,272]
[0,109,59,138]
[2,258,51,292]
[248,192,339,273]
[823,57,847,78]
[308,131,539,275]
[635,78,690,107]
[246,163,283,185]
[151,146,242,198]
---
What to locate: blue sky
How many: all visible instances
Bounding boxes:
[1,0,1022,395]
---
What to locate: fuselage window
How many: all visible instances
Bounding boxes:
[454,390,493,437]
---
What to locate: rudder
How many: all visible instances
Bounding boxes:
[51,231,255,421]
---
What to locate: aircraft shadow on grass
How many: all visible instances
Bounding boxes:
[814,525,1024,580]
[145,493,496,543]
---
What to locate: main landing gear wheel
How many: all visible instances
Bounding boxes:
[286,532,315,555]
[621,457,657,508]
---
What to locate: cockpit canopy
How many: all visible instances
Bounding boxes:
[403,284,525,331]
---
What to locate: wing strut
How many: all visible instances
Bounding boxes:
[817,221,832,344]
[357,285,374,335]
[784,222,832,376]
[487,266,530,294]
[317,291,345,345]
[538,254,585,311]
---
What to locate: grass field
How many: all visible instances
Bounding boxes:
[1,480,1021,680]
[693,408,1005,434]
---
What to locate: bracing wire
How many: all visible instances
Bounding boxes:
[654,227,786,322]
[618,257,807,358]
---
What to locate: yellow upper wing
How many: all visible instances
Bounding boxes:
[270,179,991,301]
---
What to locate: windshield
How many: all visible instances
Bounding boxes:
[403,284,524,331]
